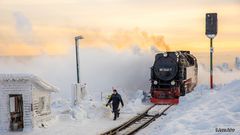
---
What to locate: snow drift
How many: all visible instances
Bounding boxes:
[137,80,240,135]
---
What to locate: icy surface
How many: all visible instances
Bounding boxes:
[137,80,240,135]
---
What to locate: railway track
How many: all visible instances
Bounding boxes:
[100,104,172,135]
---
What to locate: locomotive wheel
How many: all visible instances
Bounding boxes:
[180,85,186,96]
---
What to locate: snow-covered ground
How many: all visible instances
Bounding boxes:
[2,90,151,135]
[3,79,240,135]
[137,81,240,135]
[1,60,240,135]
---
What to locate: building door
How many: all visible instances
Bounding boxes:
[9,94,24,131]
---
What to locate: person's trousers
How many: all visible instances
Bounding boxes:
[113,109,120,120]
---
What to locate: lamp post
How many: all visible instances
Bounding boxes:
[75,36,84,84]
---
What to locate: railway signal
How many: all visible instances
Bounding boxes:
[205,13,218,89]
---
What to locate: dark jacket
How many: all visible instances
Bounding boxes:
[107,93,124,111]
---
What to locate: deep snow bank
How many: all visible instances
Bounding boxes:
[137,80,240,135]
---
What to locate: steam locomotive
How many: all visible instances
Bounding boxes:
[150,51,198,104]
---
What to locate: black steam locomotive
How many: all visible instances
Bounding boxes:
[150,51,198,104]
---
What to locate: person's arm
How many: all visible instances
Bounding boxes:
[119,95,124,107]
[106,94,113,106]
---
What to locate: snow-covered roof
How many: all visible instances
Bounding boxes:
[0,74,58,92]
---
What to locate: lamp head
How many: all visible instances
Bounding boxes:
[75,36,84,40]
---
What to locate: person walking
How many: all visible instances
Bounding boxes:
[106,89,124,120]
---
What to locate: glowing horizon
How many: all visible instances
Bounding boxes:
[0,0,239,56]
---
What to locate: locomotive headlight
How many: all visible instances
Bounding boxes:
[163,52,168,57]
[153,80,158,85]
[171,80,176,85]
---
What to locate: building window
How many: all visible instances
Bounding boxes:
[38,97,45,114]
[38,96,50,115]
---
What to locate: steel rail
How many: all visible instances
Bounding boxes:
[100,105,172,135]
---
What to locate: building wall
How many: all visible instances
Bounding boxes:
[32,84,52,127]
[0,80,33,132]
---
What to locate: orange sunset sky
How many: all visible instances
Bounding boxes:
[0,0,239,56]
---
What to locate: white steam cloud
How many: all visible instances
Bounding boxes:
[1,48,240,99]
[0,48,155,99]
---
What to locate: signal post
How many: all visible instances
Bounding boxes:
[205,13,218,89]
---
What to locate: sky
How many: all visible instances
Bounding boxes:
[0,0,239,97]
[0,0,239,56]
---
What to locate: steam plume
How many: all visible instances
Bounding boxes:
[0,12,170,56]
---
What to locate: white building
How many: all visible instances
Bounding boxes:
[217,63,232,72]
[0,74,57,132]
[235,57,240,70]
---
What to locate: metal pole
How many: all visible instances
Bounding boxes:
[210,38,213,89]
[75,38,80,84]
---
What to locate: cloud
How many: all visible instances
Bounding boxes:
[78,28,170,53]
[0,24,170,56]
[13,12,35,45]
